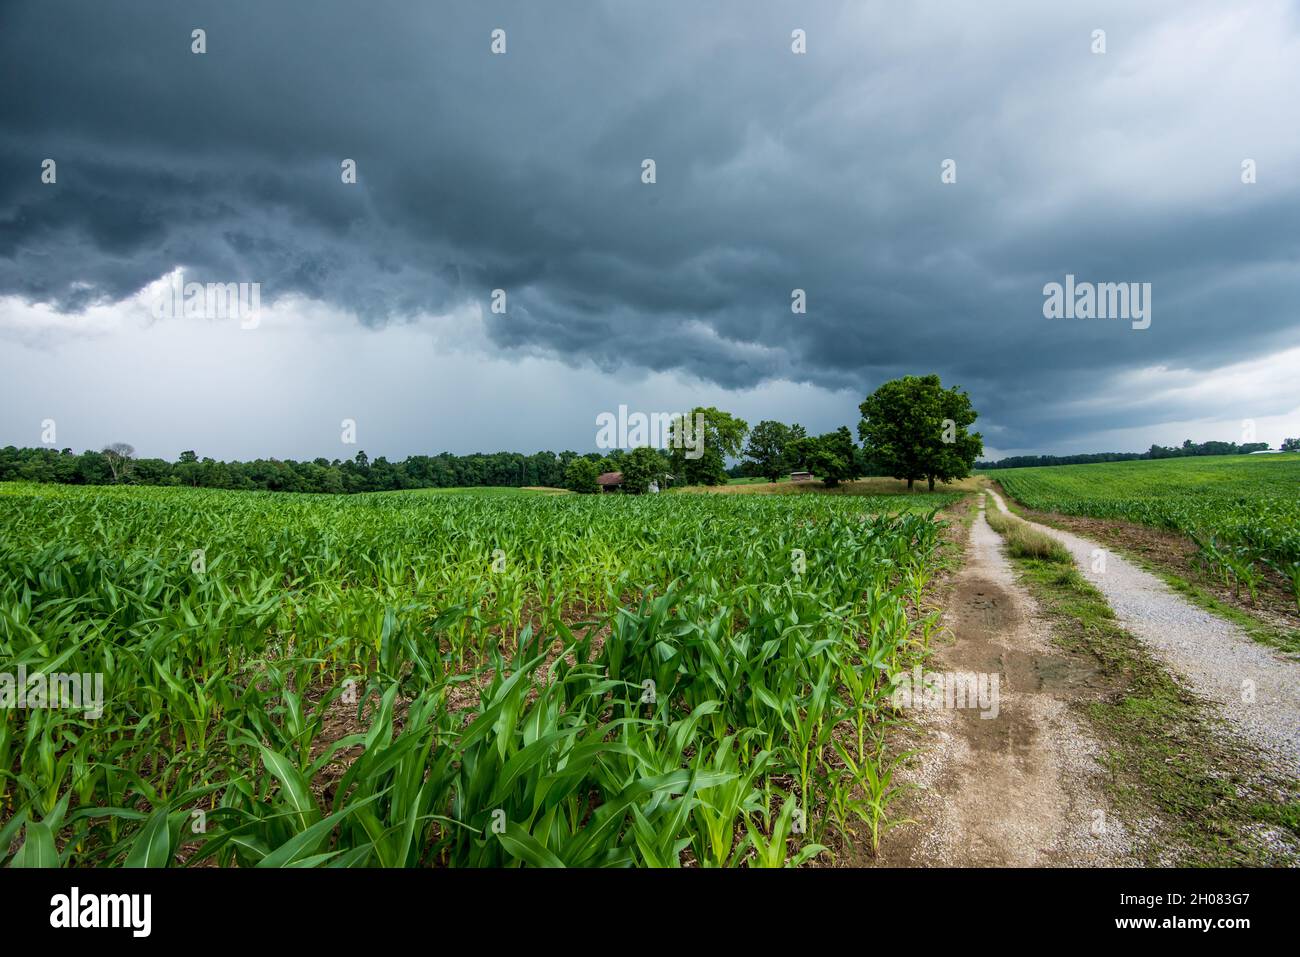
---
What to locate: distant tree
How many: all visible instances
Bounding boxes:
[784,434,813,473]
[805,427,857,487]
[102,443,135,483]
[668,407,749,486]
[1282,437,1300,452]
[318,467,345,494]
[852,445,876,477]
[17,456,56,483]
[76,451,112,484]
[858,374,982,491]
[369,456,399,490]
[621,446,668,494]
[744,420,801,482]
[175,450,202,486]
[132,457,173,485]
[980,439,1270,468]
[564,457,600,494]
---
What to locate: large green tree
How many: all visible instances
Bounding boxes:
[621,446,669,494]
[668,407,749,486]
[564,457,600,494]
[858,374,982,491]
[743,420,807,482]
[804,427,858,487]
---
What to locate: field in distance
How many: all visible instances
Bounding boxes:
[988,453,1300,612]
[400,485,571,495]
[709,476,982,496]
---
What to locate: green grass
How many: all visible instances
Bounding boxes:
[0,481,955,868]
[984,501,1073,563]
[990,453,1300,562]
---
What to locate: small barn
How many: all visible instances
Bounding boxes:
[789,471,814,482]
[597,471,623,492]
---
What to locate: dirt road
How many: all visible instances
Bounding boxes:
[877,495,1138,866]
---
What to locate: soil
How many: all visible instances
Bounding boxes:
[872,496,1140,866]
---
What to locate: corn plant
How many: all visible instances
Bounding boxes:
[997,456,1300,604]
[0,481,957,866]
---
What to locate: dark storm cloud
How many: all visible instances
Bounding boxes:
[2,0,1298,451]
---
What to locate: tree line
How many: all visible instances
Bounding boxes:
[565,375,984,492]
[0,445,607,494]
[3,374,990,495]
[977,437,1289,470]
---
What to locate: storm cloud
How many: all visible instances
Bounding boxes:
[2,0,1298,455]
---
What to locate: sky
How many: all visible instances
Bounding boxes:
[2,0,1298,461]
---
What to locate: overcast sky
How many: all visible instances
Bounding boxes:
[2,0,1298,461]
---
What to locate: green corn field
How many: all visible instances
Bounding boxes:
[0,481,957,867]
[992,454,1300,609]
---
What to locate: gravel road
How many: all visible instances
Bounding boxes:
[986,489,1300,778]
